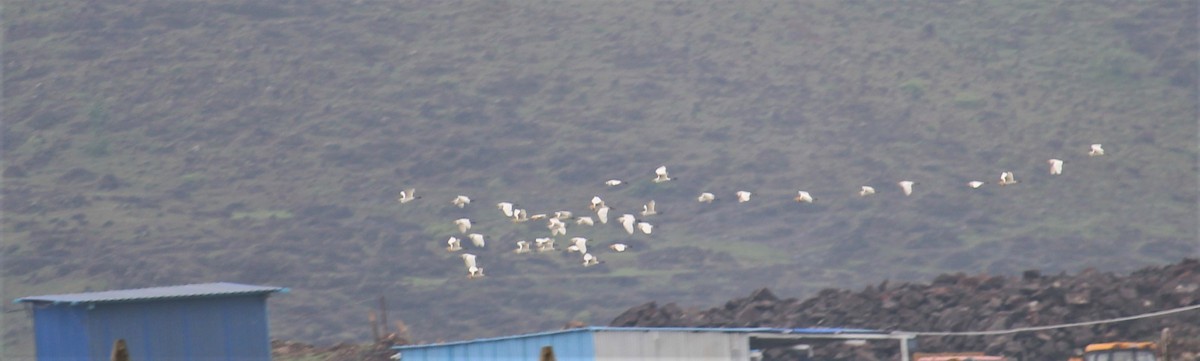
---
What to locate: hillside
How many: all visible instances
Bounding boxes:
[3,0,1197,356]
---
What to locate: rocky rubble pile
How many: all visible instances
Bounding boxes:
[611,259,1200,360]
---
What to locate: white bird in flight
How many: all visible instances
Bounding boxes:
[515,240,531,254]
[1048,159,1064,175]
[511,208,529,223]
[618,214,636,234]
[736,191,752,203]
[795,191,815,203]
[967,181,985,189]
[446,237,462,252]
[653,166,673,183]
[497,202,515,217]
[609,243,629,252]
[452,195,471,208]
[548,218,567,236]
[641,200,658,216]
[999,171,1018,186]
[596,206,610,224]
[637,222,653,235]
[554,211,573,220]
[605,179,623,187]
[468,233,486,248]
[461,253,484,278]
[570,237,588,254]
[859,186,876,197]
[535,238,555,252]
[576,217,595,226]
[397,188,419,203]
[582,253,600,267]
[590,196,605,210]
[1089,144,1104,156]
[898,181,915,196]
[454,218,471,234]
[697,192,716,203]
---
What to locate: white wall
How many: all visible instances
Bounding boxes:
[593,331,750,361]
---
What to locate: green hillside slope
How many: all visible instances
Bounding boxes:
[3,0,1196,355]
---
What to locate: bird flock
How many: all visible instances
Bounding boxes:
[399,144,1108,279]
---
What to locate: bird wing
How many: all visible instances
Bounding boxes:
[655,166,667,176]
[597,207,610,224]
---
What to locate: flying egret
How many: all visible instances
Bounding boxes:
[641,200,658,216]
[618,214,636,234]
[605,179,623,187]
[571,237,588,254]
[576,217,595,226]
[736,191,752,202]
[452,195,471,208]
[795,191,815,203]
[590,196,605,210]
[698,192,716,203]
[468,233,485,248]
[597,206,610,224]
[582,253,600,267]
[529,214,548,221]
[446,237,462,252]
[397,188,419,203]
[609,243,629,252]
[999,171,1018,186]
[515,240,531,254]
[554,211,573,220]
[653,166,672,183]
[454,218,471,234]
[1048,159,1064,175]
[511,209,529,223]
[497,202,515,217]
[535,237,555,252]
[549,221,567,236]
[637,222,653,234]
[1089,144,1104,156]
[859,186,876,197]
[898,181,915,196]
[461,253,484,278]
[967,181,985,189]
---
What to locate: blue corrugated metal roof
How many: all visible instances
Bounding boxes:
[393,326,886,350]
[13,282,287,305]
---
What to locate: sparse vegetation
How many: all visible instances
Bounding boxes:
[2,0,1196,358]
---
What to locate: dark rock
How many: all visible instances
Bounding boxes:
[613,259,1200,361]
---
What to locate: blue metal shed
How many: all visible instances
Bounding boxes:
[392,326,914,361]
[14,282,287,361]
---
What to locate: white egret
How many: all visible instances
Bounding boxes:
[1048,159,1064,175]
[653,166,672,183]
[446,237,462,252]
[454,218,471,234]
[468,233,485,248]
[795,191,815,203]
[618,214,636,234]
[452,195,471,208]
[736,191,752,203]
[641,200,658,216]
[397,188,419,203]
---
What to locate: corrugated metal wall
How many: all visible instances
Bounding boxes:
[593,330,748,361]
[397,330,596,361]
[32,295,271,361]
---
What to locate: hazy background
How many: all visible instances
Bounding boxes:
[3,0,1197,357]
